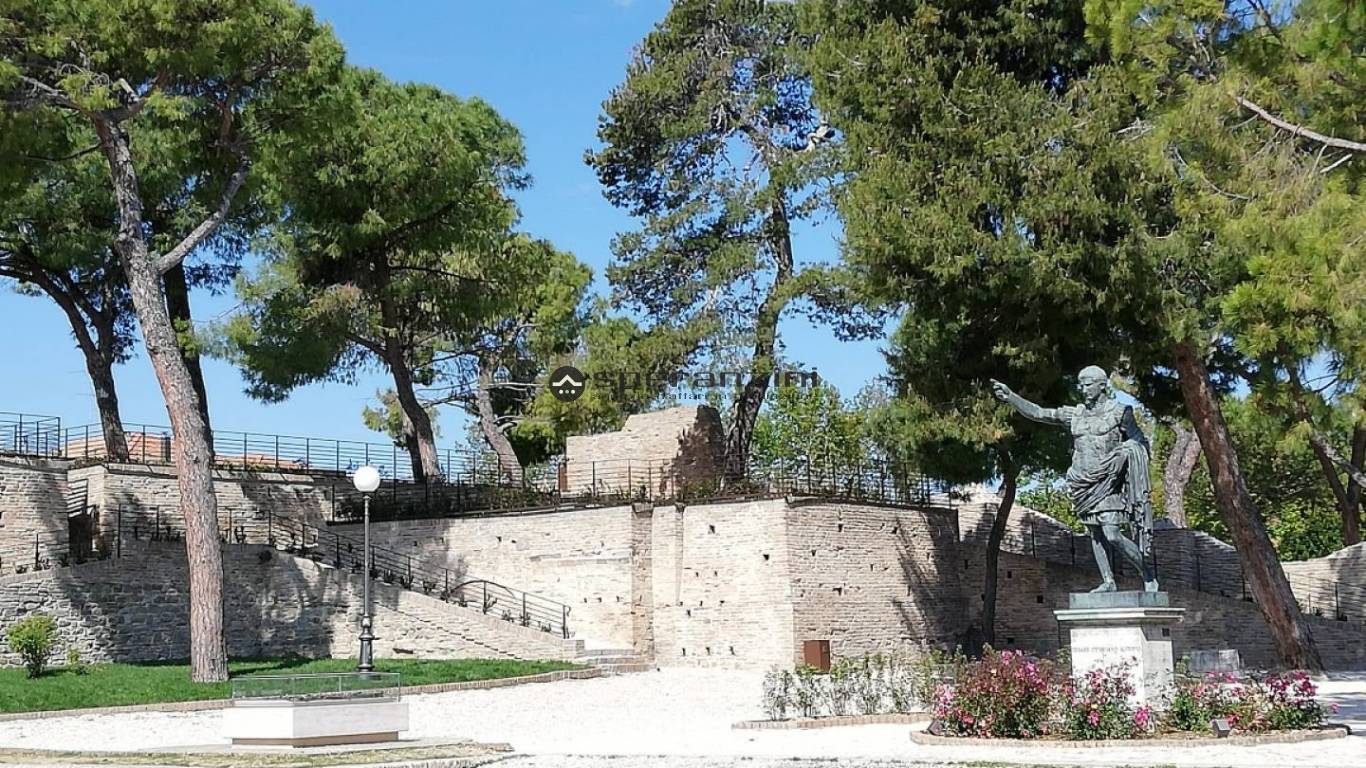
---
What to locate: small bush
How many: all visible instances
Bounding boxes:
[932,648,1058,738]
[7,614,58,678]
[853,653,887,715]
[762,667,793,720]
[1229,672,1332,732]
[65,647,89,676]
[824,659,855,716]
[792,665,823,718]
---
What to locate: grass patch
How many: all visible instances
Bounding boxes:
[0,657,579,714]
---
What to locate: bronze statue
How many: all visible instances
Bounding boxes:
[991,367,1158,593]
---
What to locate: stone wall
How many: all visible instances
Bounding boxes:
[786,501,968,661]
[331,505,637,648]
[86,463,340,530]
[563,405,725,495]
[648,498,797,668]
[0,457,71,572]
[959,547,1366,670]
[0,540,581,667]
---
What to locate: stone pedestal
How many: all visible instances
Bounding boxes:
[1054,591,1185,706]
[222,699,410,747]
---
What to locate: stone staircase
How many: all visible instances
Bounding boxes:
[575,647,653,675]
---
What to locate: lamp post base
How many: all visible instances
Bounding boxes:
[358,616,375,673]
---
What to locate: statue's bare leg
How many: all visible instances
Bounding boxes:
[1101,524,1159,592]
[1088,525,1117,592]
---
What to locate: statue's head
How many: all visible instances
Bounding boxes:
[1078,365,1109,403]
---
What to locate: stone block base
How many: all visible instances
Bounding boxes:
[1055,591,1185,706]
[222,699,409,747]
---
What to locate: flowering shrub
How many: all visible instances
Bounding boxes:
[932,648,1059,738]
[1229,672,1333,732]
[1059,663,1144,740]
[1166,670,1333,734]
[1164,671,1238,731]
[761,667,793,721]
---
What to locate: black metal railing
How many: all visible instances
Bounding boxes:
[89,503,573,639]
[0,412,62,458]
[60,421,542,486]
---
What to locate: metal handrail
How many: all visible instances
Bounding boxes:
[0,412,62,458]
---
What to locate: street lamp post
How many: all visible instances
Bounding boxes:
[352,465,381,673]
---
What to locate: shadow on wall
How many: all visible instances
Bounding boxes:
[894,512,971,652]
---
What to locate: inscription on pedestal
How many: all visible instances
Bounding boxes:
[1055,592,1185,707]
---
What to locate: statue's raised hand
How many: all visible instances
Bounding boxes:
[990,379,1012,403]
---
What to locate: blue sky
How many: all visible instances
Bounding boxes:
[0,0,887,446]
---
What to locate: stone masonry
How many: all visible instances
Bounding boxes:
[0,539,580,667]
[563,405,726,496]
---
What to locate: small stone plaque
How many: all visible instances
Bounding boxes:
[1067,591,1170,610]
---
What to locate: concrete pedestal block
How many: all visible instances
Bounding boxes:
[222,699,410,747]
[1055,591,1185,706]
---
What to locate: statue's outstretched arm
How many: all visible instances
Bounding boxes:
[990,379,1069,427]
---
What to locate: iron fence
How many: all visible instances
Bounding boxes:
[0,412,62,458]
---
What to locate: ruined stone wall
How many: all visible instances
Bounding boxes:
[0,540,580,667]
[562,405,725,495]
[331,505,637,648]
[649,498,796,668]
[785,501,969,662]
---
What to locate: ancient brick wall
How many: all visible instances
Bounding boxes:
[785,501,969,662]
[648,498,797,668]
[0,541,580,667]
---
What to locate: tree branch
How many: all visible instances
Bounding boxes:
[154,154,252,274]
[1235,96,1366,154]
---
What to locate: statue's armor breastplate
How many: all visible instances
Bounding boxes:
[1069,402,1122,474]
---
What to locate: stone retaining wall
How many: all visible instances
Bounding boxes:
[0,541,580,667]
[0,457,71,573]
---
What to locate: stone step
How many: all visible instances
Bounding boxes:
[592,661,654,675]
[577,648,637,659]
[579,655,644,666]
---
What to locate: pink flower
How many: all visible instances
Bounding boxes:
[1088,710,1100,726]
[1135,706,1152,728]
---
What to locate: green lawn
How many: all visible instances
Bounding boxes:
[0,657,580,714]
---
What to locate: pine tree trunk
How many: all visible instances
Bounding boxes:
[476,370,523,485]
[724,200,794,479]
[21,269,130,461]
[1345,426,1364,546]
[1171,341,1322,671]
[385,347,441,482]
[86,344,130,462]
[1162,421,1201,528]
[981,463,1019,649]
[163,263,213,452]
[94,120,227,682]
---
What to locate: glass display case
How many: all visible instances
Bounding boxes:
[230,672,402,705]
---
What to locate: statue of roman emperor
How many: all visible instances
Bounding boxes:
[991,367,1158,593]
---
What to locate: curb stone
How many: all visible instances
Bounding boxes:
[733,713,930,730]
[0,667,600,723]
[908,723,1351,748]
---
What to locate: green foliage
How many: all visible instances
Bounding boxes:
[6,614,57,678]
[1019,470,1083,531]
[1184,397,1346,558]
[589,0,879,464]
[63,648,86,676]
[362,390,441,445]
[752,384,875,471]
[792,665,823,718]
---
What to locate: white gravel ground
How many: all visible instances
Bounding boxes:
[0,668,1362,767]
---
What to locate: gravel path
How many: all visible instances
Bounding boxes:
[0,669,1362,767]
